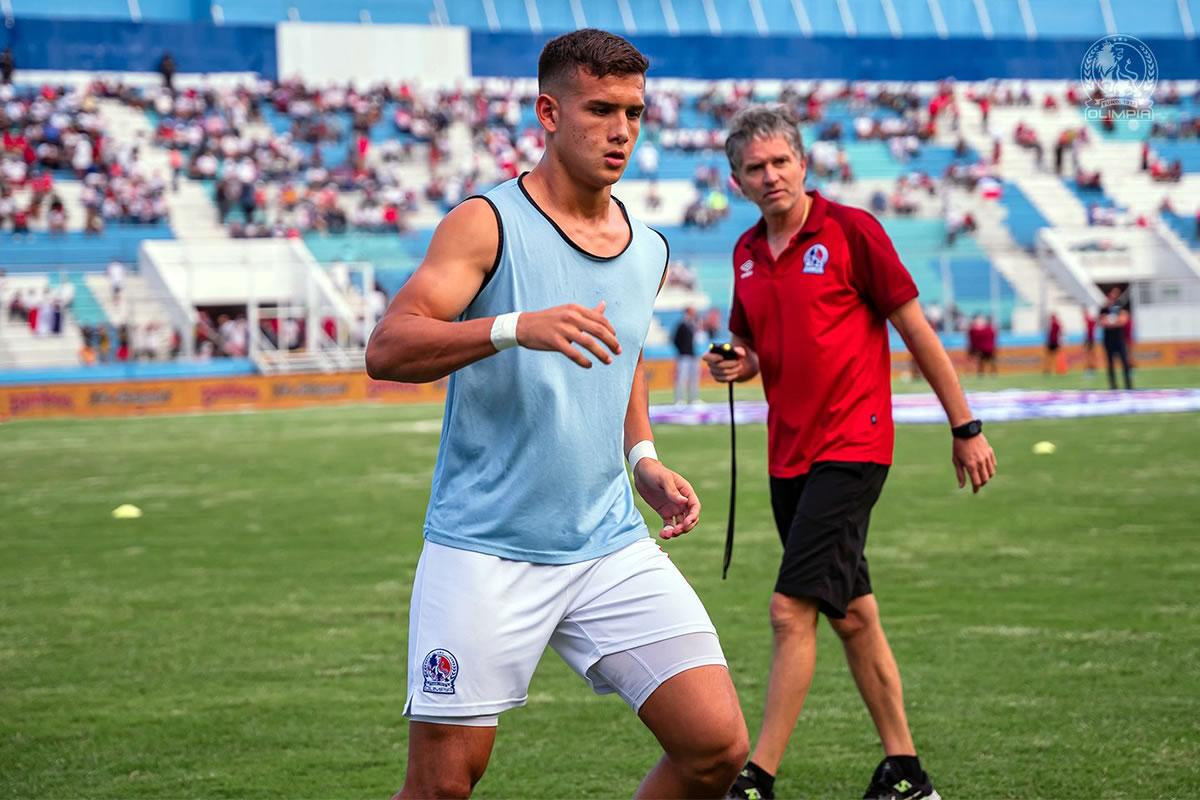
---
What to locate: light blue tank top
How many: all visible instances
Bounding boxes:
[422,176,668,564]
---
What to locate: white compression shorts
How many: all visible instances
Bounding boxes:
[403,538,727,727]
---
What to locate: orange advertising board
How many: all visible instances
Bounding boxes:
[2,343,1198,421]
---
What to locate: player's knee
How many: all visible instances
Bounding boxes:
[398,771,475,800]
[768,593,819,638]
[830,603,874,642]
[675,723,749,792]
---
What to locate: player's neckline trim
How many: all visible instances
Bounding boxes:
[517,172,633,262]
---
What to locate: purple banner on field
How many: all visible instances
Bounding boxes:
[650,389,1200,426]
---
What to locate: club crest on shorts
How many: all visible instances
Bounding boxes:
[803,244,829,274]
[422,649,459,694]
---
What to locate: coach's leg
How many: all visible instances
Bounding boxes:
[396,722,496,799]
[829,594,916,756]
[636,665,749,799]
[748,593,821,773]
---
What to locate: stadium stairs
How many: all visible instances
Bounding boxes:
[0,276,85,368]
[950,88,1088,331]
[1079,131,1200,219]
[96,98,229,240]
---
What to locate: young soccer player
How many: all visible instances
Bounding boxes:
[367,29,748,800]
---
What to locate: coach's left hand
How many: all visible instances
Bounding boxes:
[634,460,701,539]
[953,433,996,493]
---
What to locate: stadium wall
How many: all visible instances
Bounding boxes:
[5,344,1200,420]
[0,18,277,76]
[5,21,1200,81]
[470,34,1200,80]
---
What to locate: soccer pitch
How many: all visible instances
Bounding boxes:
[3,370,1199,799]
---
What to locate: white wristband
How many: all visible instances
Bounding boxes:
[627,440,658,471]
[490,312,521,351]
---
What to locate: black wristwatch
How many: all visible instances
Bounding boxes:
[951,419,984,439]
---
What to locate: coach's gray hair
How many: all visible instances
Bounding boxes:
[724,105,805,173]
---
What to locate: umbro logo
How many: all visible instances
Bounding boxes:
[739,259,754,279]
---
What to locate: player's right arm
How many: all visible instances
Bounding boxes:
[365,198,622,383]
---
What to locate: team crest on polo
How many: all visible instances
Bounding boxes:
[422,649,459,694]
[803,244,829,274]
[739,259,755,279]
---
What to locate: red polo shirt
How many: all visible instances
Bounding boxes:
[729,190,918,477]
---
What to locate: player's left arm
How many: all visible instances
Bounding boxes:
[889,298,997,493]
[624,350,701,538]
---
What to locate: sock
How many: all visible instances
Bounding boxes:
[743,761,775,795]
[886,755,927,784]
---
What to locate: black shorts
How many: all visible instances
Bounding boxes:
[769,461,889,619]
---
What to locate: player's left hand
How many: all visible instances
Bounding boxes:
[953,433,996,493]
[633,460,701,539]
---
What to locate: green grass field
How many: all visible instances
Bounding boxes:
[3,369,1200,799]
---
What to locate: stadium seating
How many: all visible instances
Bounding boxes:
[998,181,1050,252]
[1163,210,1200,246]
[8,0,130,20]
[6,0,1196,37]
[1,227,174,271]
[47,272,109,327]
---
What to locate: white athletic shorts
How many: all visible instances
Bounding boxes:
[403,537,726,724]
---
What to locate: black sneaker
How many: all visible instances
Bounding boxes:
[862,758,941,800]
[727,765,775,800]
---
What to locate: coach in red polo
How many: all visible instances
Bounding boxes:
[708,106,996,800]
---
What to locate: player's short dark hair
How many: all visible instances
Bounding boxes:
[725,105,806,172]
[538,29,649,94]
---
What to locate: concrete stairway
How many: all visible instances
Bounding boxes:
[96,99,228,240]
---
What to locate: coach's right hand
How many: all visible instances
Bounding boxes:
[702,345,750,383]
[517,301,622,368]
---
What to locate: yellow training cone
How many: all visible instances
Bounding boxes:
[1032,441,1057,455]
[112,504,143,519]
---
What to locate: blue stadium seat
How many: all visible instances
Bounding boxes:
[982,0,1028,37]
[1063,177,1120,216]
[939,0,983,36]
[287,1,362,22]
[217,0,294,24]
[999,181,1048,251]
[626,0,671,33]
[48,272,109,327]
[713,0,759,35]
[1162,210,1199,246]
[536,0,578,31]
[902,144,980,176]
[1026,0,1104,38]
[442,0,490,28]
[10,0,130,20]
[362,0,438,24]
[138,0,196,22]
[758,0,804,34]
[1,227,174,271]
[670,0,713,34]
[805,0,848,35]
[892,0,937,36]
[303,232,429,270]
[492,0,532,29]
[579,0,626,32]
[1108,0,1186,36]
[1151,140,1200,173]
[843,0,890,36]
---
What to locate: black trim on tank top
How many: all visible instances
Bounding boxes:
[651,227,670,295]
[462,194,504,303]
[516,172,633,261]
